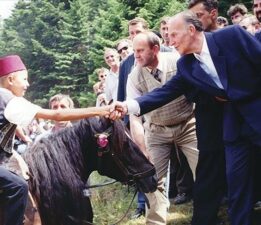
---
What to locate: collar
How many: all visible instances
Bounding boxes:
[145,53,163,73]
[193,34,209,61]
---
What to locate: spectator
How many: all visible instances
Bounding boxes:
[117,17,149,219]
[116,39,133,61]
[227,3,248,24]
[188,0,219,31]
[239,14,261,34]
[49,94,74,132]
[216,16,229,28]
[253,0,261,22]
[117,17,149,103]
[104,48,120,102]
[127,31,198,225]
[253,0,261,41]
[93,67,108,95]
[159,17,171,47]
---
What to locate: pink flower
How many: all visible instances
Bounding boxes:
[97,133,109,148]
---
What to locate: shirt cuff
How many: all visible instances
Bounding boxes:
[125,99,140,115]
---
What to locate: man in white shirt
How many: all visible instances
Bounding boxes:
[104,48,120,102]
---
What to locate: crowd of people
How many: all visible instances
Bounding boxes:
[1,0,261,225]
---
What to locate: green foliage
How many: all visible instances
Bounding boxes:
[1,0,252,107]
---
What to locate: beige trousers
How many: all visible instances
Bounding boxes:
[144,116,199,225]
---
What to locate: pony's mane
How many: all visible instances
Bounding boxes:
[23,117,129,225]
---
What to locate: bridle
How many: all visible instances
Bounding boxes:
[67,122,154,225]
[94,123,156,184]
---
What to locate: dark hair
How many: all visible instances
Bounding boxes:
[217,16,229,26]
[152,30,162,39]
[227,4,248,17]
[188,0,218,12]
[160,16,171,25]
[182,10,204,31]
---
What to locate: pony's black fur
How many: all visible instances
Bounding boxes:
[23,117,157,225]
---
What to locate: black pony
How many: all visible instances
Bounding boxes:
[23,117,157,225]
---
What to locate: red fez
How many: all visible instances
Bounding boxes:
[0,55,26,77]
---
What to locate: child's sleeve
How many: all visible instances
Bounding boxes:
[4,97,41,127]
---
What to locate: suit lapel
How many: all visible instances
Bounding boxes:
[191,59,219,88]
[179,55,226,97]
[205,32,228,90]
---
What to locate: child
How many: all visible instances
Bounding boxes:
[0,54,110,225]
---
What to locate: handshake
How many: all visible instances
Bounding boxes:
[107,101,129,120]
[99,100,138,119]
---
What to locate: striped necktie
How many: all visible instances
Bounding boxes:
[151,69,161,82]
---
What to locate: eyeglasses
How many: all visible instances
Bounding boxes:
[117,46,128,54]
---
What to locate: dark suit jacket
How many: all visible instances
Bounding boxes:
[137,25,261,141]
[117,53,135,102]
[255,30,261,43]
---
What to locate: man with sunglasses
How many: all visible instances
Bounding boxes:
[116,39,133,61]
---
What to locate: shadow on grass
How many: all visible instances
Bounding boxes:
[89,173,261,225]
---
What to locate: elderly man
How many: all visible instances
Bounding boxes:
[111,11,261,225]
[188,1,227,225]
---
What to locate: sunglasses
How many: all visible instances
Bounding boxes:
[118,46,128,54]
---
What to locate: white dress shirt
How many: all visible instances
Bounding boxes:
[105,70,119,102]
[193,35,224,89]
[126,35,224,114]
[126,54,168,115]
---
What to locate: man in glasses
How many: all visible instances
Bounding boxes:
[116,39,133,61]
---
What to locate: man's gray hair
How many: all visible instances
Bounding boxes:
[180,10,204,32]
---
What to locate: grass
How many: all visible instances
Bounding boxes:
[89,172,261,225]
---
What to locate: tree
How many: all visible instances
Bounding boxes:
[0,0,189,107]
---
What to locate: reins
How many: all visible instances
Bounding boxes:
[85,179,117,189]
[70,121,149,225]
[68,188,138,225]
